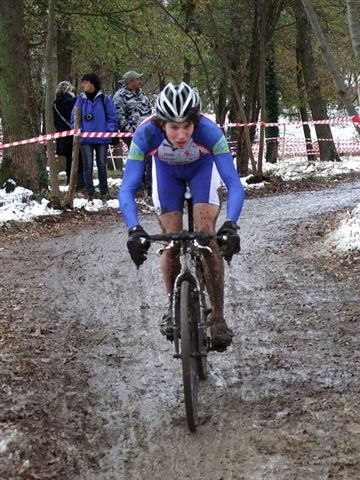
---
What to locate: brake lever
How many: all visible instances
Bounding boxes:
[193,240,212,253]
[156,240,175,256]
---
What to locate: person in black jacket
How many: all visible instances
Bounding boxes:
[53,81,85,188]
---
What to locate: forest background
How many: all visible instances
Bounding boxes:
[0,0,359,195]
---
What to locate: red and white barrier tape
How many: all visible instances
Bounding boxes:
[1,114,360,151]
[0,130,133,150]
[224,115,360,128]
[264,136,360,143]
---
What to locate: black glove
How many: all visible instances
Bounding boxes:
[127,225,150,268]
[216,220,240,263]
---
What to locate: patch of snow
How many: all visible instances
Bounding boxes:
[108,177,122,188]
[328,204,360,252]
[264,157,360,181]
[107,199,119,209]
[241,176,268,190]
[0,180,122,224]
[0,428,19,454]
[0,187,61,224]
[59,177,122,193]
[0,186,33,206]
[72,197,119,212]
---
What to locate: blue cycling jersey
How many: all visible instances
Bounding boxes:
[119,115,245,228]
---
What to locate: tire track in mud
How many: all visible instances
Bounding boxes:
[1,181,360,479]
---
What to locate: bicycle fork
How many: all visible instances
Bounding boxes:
[172,274,208,360]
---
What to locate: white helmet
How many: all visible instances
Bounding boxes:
[155,82,201,122]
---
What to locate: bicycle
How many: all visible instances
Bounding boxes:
[147,187,227,432]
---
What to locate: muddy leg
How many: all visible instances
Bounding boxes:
[194,204,233,351]
[193,204,224,318]
[158,212,182,296]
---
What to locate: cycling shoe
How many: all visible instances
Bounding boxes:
[159,305,174,342]
[210,319,234,352]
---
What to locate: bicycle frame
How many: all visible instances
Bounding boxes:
[151,185,212,358]
[146,186,227,431]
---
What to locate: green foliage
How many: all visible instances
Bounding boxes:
[8,1,360,119]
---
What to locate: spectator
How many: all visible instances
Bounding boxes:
[112,71,151,147]
[72,73,117,199]
[53,81,85,189]
[113,71,152,195]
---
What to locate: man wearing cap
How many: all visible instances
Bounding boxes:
[113,71,151,146]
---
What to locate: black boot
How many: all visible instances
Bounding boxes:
[159,304,174,341]
[210,317,234,352]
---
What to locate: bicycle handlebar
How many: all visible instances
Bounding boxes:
[147,232,219,243]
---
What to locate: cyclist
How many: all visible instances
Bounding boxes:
[119,82,245,351]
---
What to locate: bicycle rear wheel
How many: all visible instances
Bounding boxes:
[180,280,199,432]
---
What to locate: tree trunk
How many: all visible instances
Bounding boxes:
[182,0,195,82]
[246,4,261,125]
[215,70,228,125]
[57,22,72,81]
[45,0,60,201]
[206,5,257,177]
[294,1,340,161]
[158,71,166,91]
[265,42,280,164]
[346,0,360,67]
[0,0,46,190]
[183,58,192,84]
[257,2,266,177]
[296,48,315,162]
[301,0,358,120]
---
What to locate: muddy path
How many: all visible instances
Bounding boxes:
[1,181,360,480]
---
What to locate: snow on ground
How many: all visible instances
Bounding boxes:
[263,156,360,181]
[327,203,360,252]
[72,197,119,212]
[2,153,360,252]
[241,176,267,189]
[0,186,62,223]
[279,117,359,142]
[58,175,122,192]
[0,180,123,225]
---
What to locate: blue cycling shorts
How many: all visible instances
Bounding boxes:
[152,154,221,216]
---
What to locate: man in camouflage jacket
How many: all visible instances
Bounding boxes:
[113,71,151,146]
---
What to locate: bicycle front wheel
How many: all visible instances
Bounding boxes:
[195,261,209,381]
[180,280,199,432]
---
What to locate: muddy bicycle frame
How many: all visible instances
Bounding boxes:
[146,186,228,431]
[147,186,217,357]
[155,230,213,359]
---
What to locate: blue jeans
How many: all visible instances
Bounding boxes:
[80,143,108,195]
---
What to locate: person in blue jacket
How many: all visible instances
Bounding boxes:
[119,82,245,352]
[72,73,117,199]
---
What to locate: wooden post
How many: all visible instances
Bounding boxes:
[45,0,60,203]
[63,107,80,208]
[281,124,286,161]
